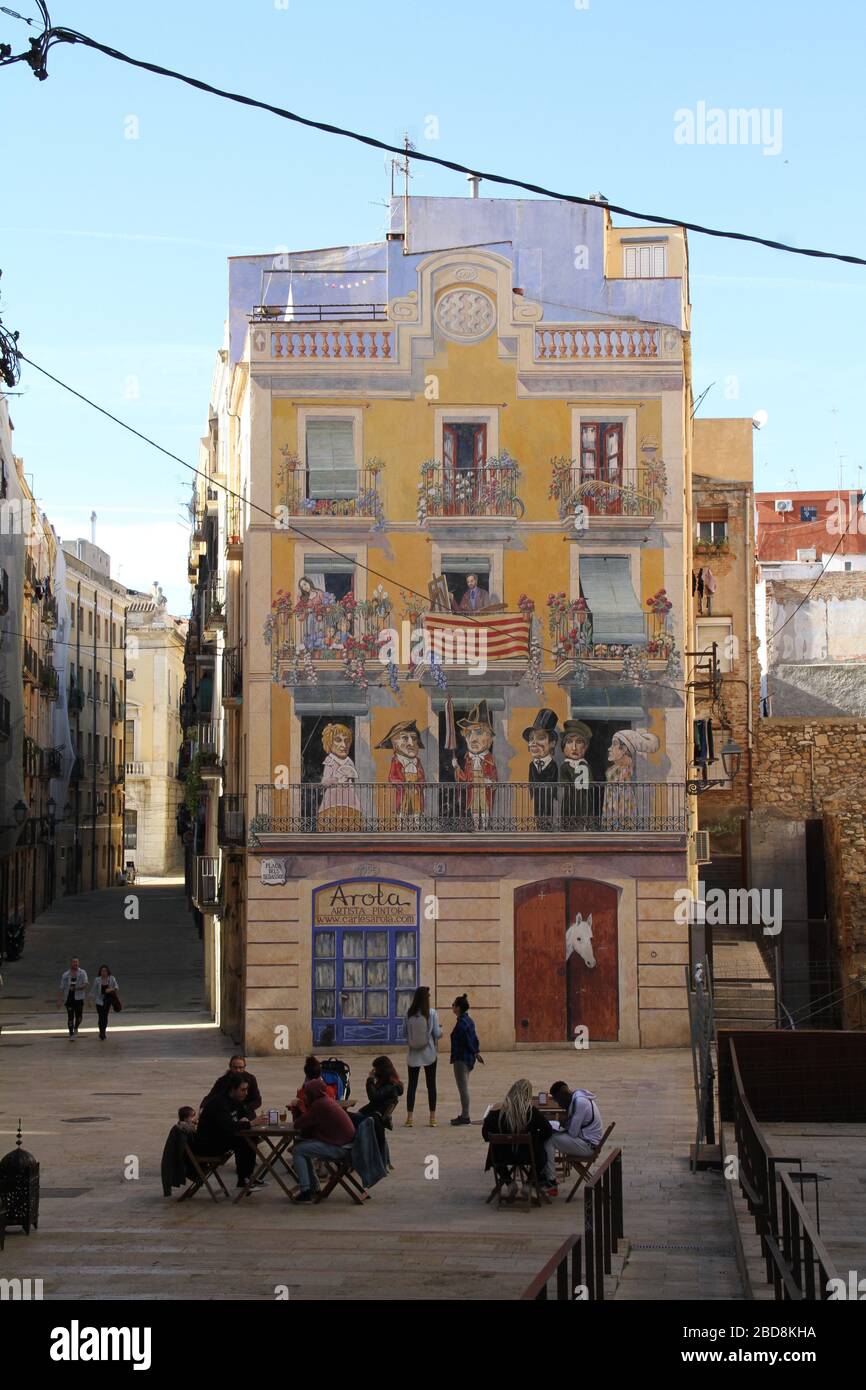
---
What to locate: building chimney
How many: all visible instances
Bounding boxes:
[467,174,481,199]
[90,510,96,544]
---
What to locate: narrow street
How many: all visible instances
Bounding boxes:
[0,878,206,1033]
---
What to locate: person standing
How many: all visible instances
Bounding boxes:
[90,964,120,1041]
[57,957,88,1038]
[404,985,442,1127]
[450,994,482,1126]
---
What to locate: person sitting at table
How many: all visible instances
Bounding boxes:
[161,1106,199,1196]
[291,1078,357,1202]
[357,1055,403,1129]
[481,1078,554,1202]
[291,1056,338,1116]
[542,1080,604,1198]
[193,1077,263,1191]
[201,1054,262,1120]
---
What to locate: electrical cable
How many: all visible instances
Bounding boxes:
[0,7,864,267]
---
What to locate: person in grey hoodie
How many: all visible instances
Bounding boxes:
[542,1080,604,1195]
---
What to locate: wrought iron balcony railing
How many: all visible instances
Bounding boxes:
[265,593,390,668]
[23,641,39,682]
[222,646,242,703]
[253,780,687,836]
[218,793,246,847]
[418,458,524,521]
[549,457,667,520]
[194,855,221,911]
[252,302,387,324]
[278,462,383,520]
[203,574,225,631]
[41,747,64,779]
[546,595,675,665]
[68,685,86,714]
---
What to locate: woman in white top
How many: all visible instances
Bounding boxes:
[90,963,120,1041]
[404,985,442,1127]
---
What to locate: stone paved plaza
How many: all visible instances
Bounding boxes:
[0,882,743,1301]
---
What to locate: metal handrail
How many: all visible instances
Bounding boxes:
[520,1234,584,1301]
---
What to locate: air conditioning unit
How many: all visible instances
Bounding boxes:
[774,499,793,513]
[692,830,711,864]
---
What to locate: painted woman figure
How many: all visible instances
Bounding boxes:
[602,728,659,829]
[317,722,364,831]
[297,575,328,653]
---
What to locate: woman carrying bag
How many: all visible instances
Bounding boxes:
[91,963,121,1040]
[404,985,442,1127]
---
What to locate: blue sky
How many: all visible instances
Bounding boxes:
[3,0,865,612]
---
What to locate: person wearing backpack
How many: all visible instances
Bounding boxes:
[449,994,482,1125]
[404,985,442,1127]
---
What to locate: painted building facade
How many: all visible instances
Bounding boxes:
[191,196,703,1052]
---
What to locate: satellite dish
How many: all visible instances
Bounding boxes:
[752,409,769,430]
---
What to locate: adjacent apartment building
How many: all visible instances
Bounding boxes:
[184,194,728,1052]
[124,584,186,875]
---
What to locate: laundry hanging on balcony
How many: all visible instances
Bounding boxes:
[579,557,646,645]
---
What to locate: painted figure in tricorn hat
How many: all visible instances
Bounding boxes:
[560,718,592,827]
[523,708,560,824]
[377,719,425,827]
[452,700,497,830]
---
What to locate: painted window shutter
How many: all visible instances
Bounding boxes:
[579,556,646,644]
[305,419,357,499]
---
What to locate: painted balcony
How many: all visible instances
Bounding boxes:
[278,459,383,523]
[194,855,221,912]
[417,457,524,523]
[265,591,392,680]
[546,592,676,670]
[549,458,667,521]
[266,306,393,361]
[535,325,660,361]
[253,781,687,839]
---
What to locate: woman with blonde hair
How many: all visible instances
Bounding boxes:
[317,722,363,831]
[481,1078,555,1201]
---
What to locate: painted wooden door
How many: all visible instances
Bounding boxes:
[514,878,568,1042]
[566,879,619,1042]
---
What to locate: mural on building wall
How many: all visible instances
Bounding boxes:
[560,719,592,828]
[452,700,497,829]
[317,722,363,831]
[376,719,426,828]
[523,708,559,825]
[515,879,618,1043]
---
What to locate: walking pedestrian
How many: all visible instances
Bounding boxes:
[57,957,88,1038]
[90,964,120,1040]
[404,985,442,1127]
[450,993,482,1125]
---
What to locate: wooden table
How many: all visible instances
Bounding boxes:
[234,1125,299,1203]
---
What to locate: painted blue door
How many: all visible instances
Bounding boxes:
[312,924,419,1045]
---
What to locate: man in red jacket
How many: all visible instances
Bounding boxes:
[291,1078,356,1202]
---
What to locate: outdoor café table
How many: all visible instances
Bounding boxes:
[234,1125,299,1203]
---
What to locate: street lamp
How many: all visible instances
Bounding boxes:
[687,738,742,796]
[0,800,29,831]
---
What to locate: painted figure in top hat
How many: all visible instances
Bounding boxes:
[560,719,592,827]
[452,701,497,830]
[377,719,425,828]
[523,708,560,825]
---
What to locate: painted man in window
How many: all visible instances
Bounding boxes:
[457,573,491,613]
[452,700,497,831]
[559,719,592,828]
[377,719,425,830]
[523,708,559,828]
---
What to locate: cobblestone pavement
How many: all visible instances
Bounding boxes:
[0,882,742,1301]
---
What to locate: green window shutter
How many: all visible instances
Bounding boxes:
[580,556,646,645]
[305,419,357,499]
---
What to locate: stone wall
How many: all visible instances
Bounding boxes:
[754,717,866,1017]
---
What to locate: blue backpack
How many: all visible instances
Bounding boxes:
[320,1057,351,1102]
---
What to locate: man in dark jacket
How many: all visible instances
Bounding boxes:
[193,1077,259,1189]
[523,709,559,825]
[201,1055,262,1119]
[292,1078,356,1202]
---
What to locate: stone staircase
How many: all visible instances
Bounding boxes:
[713,932,776,1030]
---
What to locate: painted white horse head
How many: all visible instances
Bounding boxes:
[566,912,596,969]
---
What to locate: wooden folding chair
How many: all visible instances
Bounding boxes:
[562,1122,616,1203]
[178,1144,232,1202]
[485,1134,550,1208]
[314,1147,370,1205]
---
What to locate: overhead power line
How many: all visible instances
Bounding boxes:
[1,7,865,267]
